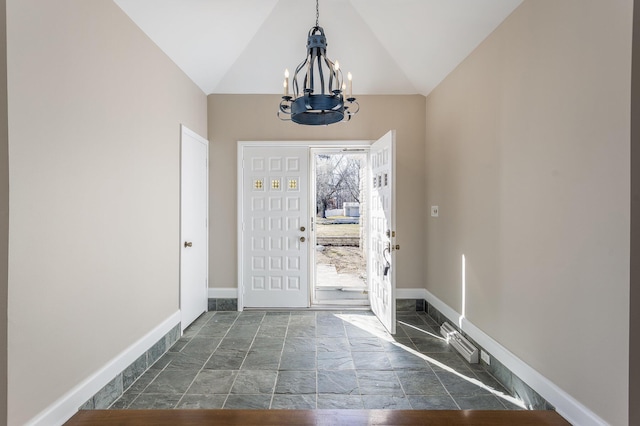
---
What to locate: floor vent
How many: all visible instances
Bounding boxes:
[440,322,479,364]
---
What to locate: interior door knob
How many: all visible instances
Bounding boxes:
[300,226,306,232]
[184,241,193,248]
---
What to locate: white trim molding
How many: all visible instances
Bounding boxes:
[423,289,607,426]
[208,287,238,299]
[26,311,181,426]
[396,288,429,300]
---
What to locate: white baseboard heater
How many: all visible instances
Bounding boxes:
[440,322,479,364]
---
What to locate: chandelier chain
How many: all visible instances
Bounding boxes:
[315,0,319,27]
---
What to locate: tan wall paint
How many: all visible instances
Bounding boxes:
[6,1,207,424]
[425,1,631,424]
[208,94,425,292]
[0,0,8,423]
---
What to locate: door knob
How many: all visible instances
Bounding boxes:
[300,226,306,232]
[300,237,306,242]
[184,241,193,248]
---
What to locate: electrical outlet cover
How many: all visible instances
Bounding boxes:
[431,206,439,217]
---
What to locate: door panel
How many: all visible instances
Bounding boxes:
[242,146,309,308]
[369,131,396,334]
[180,126,208,332]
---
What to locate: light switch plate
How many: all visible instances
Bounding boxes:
[431,206,439,217]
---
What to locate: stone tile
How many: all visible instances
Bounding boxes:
[316,325,347,338]
[352,351,392,370]
[349,337,385,352]
[218,337,253,351]
[177,394,226,409]
[109,390,138,409]
[257,325,288,338]
[511,374,551,410]
[434,370,491,397]
[180,337,221,357]
[208,298,217,311]
[227,324,260,338]
[187,370,238,394]
[147,338,168,367]
[426,353,474,374]
[242,350,281,370]
[145,369,198,394]
[287,325,316,338]
[407,395,459,409]
[204,349,247,370]
[162,351,209,371]
[416,299,425,312]
[356,371,403,396]
[196,323,231,338]
[123,353,147,390]
[127,370,160,394]
[317,351,355,370]
[209,311,239,324]
[128,393,181,409]
[235,312,265,324]
[275,371,317,394]
[396,299,417,312]
[395,370,448,396]
[362,395,411,409]
[317,394,364,409]
[316,337,350,352]
[318,370,359,395]
[231,370,277,394]
[79,398,94,410]
[279,351,316,370]
[472,371,510,395]
[454,395,507,410]
[411,336,453,353]
[223,394,271,409]
[386,352,431,370]
[94,374,123,409]
[165,324,181,349]
[251,336,285,351]
[271,394,316,409]
[283,337,316,353]
[343,325,374,338]
[168,337,190,353]
[216,298,237,311]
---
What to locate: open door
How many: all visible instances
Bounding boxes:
[369,130,396,334]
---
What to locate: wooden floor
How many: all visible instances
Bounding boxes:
[66,409,571,425]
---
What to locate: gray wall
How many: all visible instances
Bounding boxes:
[0,0,7,423]
[207,94,426,291]
[6,1,207,424]
[424,1,632,424]
[631,0,640,424]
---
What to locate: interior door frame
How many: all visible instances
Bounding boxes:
[237,140,371,311]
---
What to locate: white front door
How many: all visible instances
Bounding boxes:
[180,125,208,332]
[241,146,309,308]
[369,130,397,334]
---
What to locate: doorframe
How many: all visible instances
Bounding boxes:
[237,140,371,311]
[309,146,371,306]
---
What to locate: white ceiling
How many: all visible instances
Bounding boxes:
[114,0,523,96]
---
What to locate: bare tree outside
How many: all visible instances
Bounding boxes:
[315,154,361,218]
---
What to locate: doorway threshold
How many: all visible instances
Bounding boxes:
[243,305,370,311]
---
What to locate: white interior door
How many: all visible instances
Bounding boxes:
[180,125,208,332]
[369,130,397,334]
[241,146,309,308]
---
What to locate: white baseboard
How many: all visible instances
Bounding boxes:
[26,311,181,426]
[208,287,238,299]
[423,289,606,426]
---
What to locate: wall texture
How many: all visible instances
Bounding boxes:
[208,94,426,292]
[0,0,8,423]
[6,1,207,424]
[424,1,632,424]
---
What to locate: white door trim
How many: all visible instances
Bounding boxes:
[237,140,371,311]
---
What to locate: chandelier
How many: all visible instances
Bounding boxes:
[278,0,359,125]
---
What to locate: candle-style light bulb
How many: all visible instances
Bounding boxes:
[347,72,353,98]
[334,61,340,71]
[284,69,290,96]
[342,83,347,96]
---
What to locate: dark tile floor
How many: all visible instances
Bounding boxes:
[111,310,524,410]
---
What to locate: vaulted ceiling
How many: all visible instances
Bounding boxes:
[114,0,523,96]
